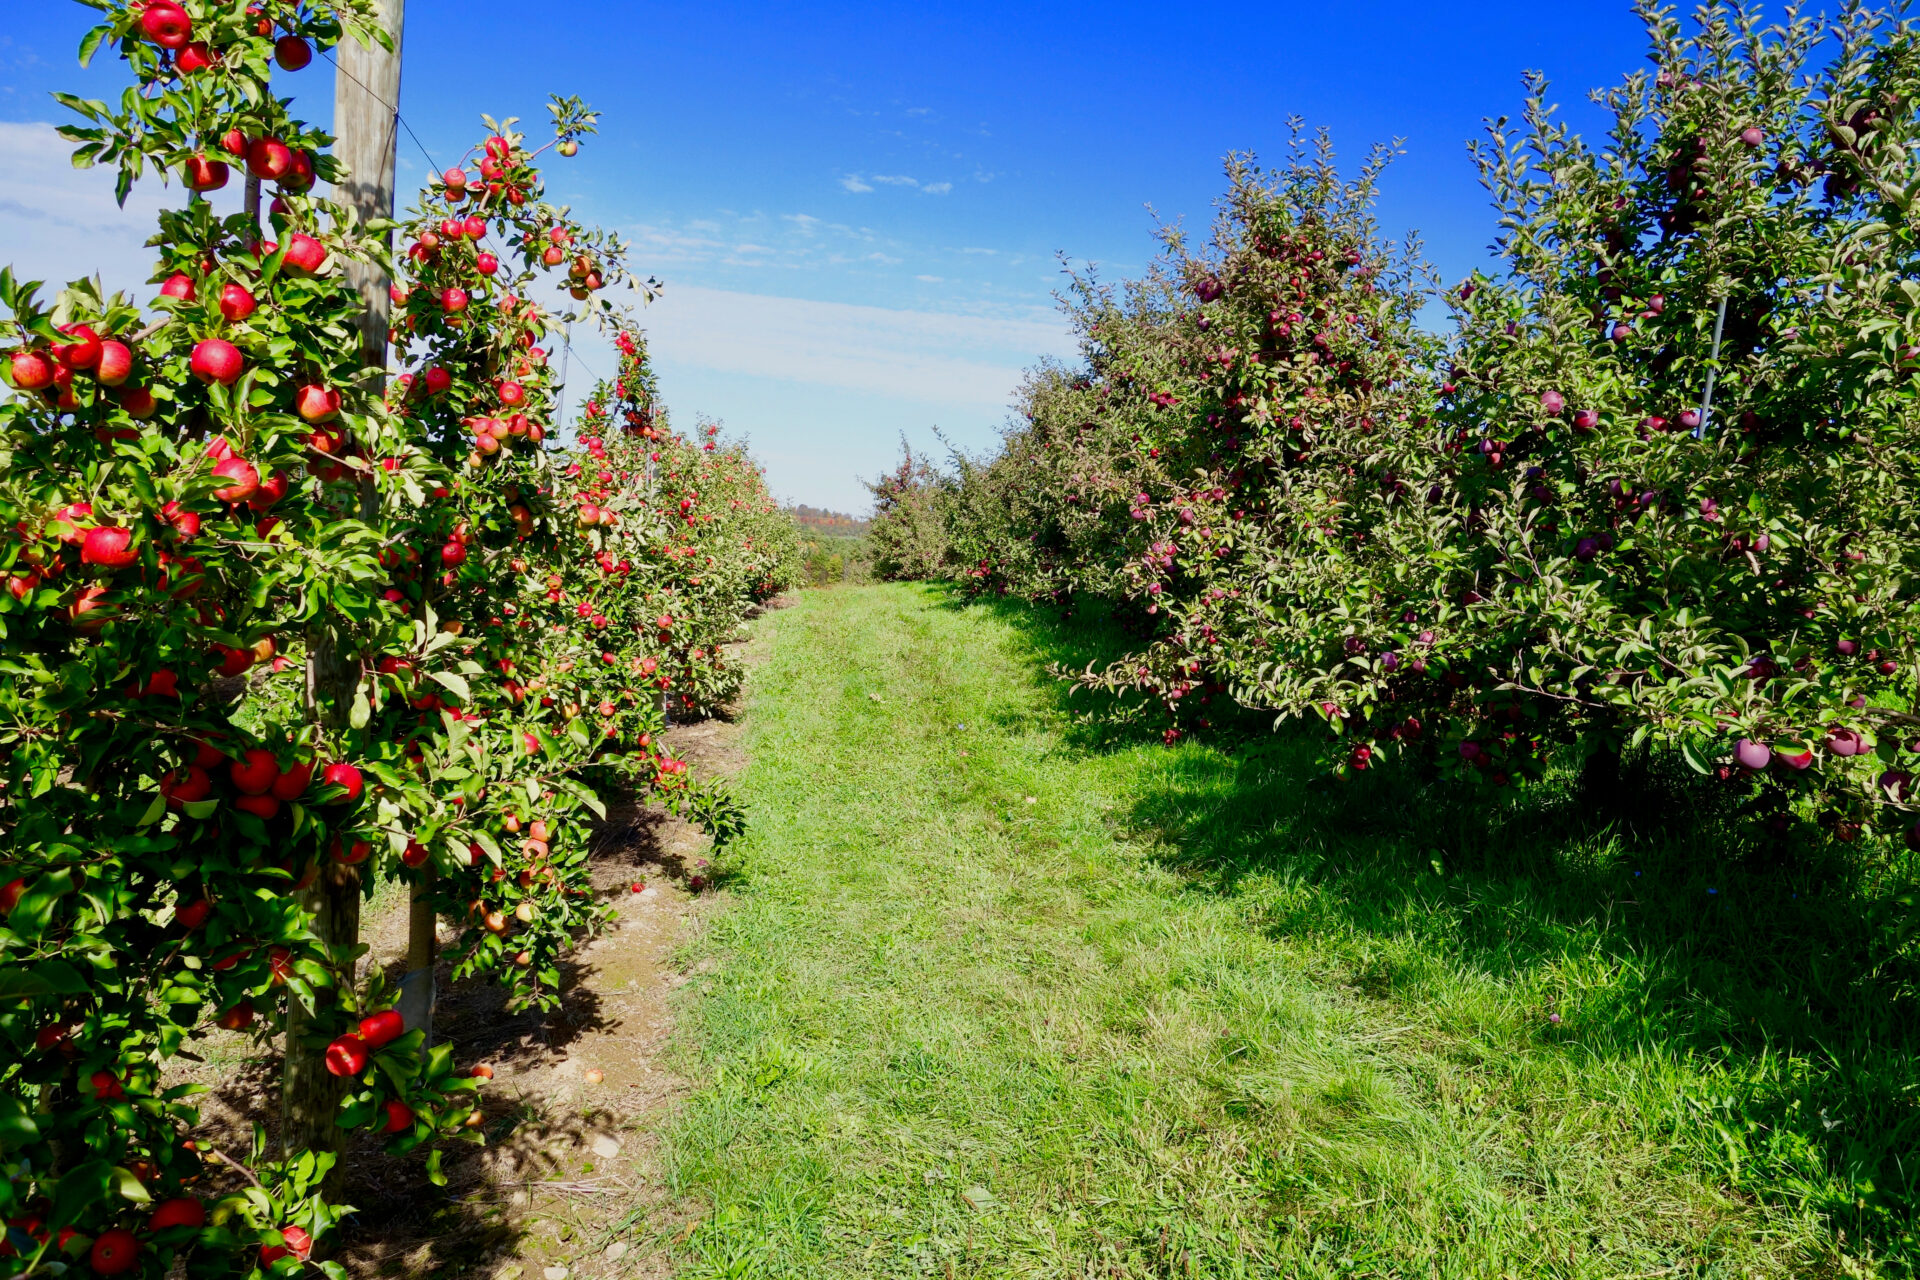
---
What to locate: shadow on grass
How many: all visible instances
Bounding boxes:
[951,584,1920,1269]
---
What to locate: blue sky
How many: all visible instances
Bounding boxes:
[1,1,1652,512]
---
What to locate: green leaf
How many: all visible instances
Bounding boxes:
[53,1161,114,1227]
[76,23,110,67]
[0,960,90,999]
[137,792,166,826]
[111,1165,153,1204]
[428,671,470,701]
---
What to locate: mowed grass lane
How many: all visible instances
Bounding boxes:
[659,583,1900,1278]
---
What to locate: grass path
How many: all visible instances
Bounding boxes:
[658,584,1896,1278]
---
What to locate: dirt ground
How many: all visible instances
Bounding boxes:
[171,599,786,1279]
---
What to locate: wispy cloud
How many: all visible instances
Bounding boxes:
[643,285,1074,407]
[841,172,954,196]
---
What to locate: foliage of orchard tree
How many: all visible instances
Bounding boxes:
[0,5,792,1276]
[885,0,1920,844]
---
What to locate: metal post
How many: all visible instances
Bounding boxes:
[1696,295,1728,439]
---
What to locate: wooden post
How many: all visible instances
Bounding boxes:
[280,0,407,1179]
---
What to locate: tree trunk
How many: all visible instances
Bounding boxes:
[278,0,406,1182]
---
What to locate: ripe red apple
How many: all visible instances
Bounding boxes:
[248,471,289,511]
[90,1070,125,1100]
[382,1099,415,1133]
[475,252,499,276]
[1733,738,1771,770]
[190,339,244,385]
[216,1001,255,1031]
[359,1009,405,1047]
[233,792,278,818]
[324,1034,369,1077]
[424,366,452,394]
[94,340,133,387]
[161,766,212,807]
[273,34,311,70]
[401,838,429,867]
[80,526,138,569]
[159,272,196,301]
[469,1063,493,1078]
[283,233,328,275]
[217,282,257,322]
[230,748,280,796]
[148,1198,206,1232]
[441,540,467,566]
[174,897,212,928]
[441,287,469,313]
[246,137,293,181]
[0,877,25,913]
[321,761,364,803]
[212,457,260,503]
[1739,125,1764,147]
[331,837,371,865]
[89,1229,140,1275]
[182,154,230,191]
[294,384,341,422]
[54,324,102,370]
[11,349,56,390]
[278,148,315,193]
[260,1225,313,1266]
[268,758,312,800]
[139,2,192,48]
[176,40,214,73]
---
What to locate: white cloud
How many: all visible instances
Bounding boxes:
[872,174,919,187]
[839,174,874,193]
[921,181,953,195]
[0,120,179,297]
[640,284,1074,408]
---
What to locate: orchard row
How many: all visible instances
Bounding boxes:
[874,2,1920,848]
[0,2,795,1277]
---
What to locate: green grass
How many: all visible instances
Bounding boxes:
[660,582,1920,1278]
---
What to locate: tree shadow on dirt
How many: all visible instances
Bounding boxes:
[955,585,1920,1267]
[179,783,696,1278]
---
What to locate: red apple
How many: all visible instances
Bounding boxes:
[190,339,244,385]
[88,1229,140,1275]
[138,2,191,48]
[283,233,328,275]
[273,35,311,70]
[323,1034,369,1077]
[182,154,230,191]
[148,1198,205,1232]
[382,1100,415,1133]
[80,526,138,569]
[260,1225,313,1266]
[10,349,56,390]
[95,340,133,387]
[159,273,196,301]
[218,282,257,322]
[212,457,260,503]
[230,748,280,796]
[246,137,293,181]
[359,1009,405,1047]
[176,40,214,73]
[54,324,102,371]
[320,761,363,803]
[294,384,341,422]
